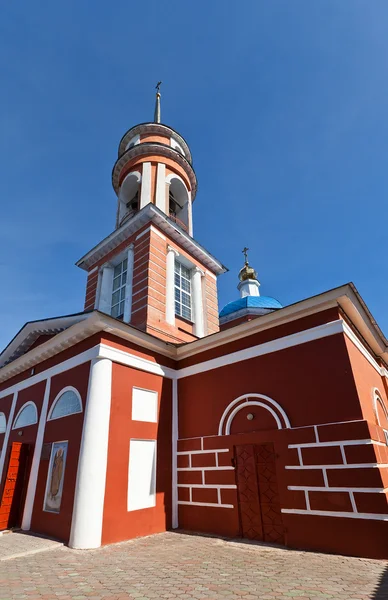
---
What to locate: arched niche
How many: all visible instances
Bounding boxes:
[167,174,191,234]
[218,393,291,436]
[373,388,388,430]
[117,171,141,226]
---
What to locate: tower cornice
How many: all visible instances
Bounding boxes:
[118,122,192,163]
[112,141,197,198]
[76,204,226,275]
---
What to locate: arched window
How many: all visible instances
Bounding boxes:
[48,387,82,421]
[0,412,6,434]
[12,402,38,429]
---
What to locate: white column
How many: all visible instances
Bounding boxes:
[171,378,178,529]
[98,266,114,314]
[0,392,18,485]
[69,357,112,549]
[192,267,205,338]
[123,244,134,323]
[166,246,178,326]
[155,163,166,212]
[21,378,51,531]
[140,162,152,209]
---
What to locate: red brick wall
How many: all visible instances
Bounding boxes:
[31,362,90,543]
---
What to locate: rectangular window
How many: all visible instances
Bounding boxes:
[132,388,158,422]
[127,439,156,512]
[174,260,192,321]
[111,258,128,318]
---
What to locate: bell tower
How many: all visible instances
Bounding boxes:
[113,84,196,236]
[76,86,226,343]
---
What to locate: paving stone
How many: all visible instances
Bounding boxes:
[0,531,386,599]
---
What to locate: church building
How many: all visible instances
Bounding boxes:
[0,89,387,559]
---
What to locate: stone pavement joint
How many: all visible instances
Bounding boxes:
[0,531,387,599]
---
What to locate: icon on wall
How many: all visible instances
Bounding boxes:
[43,441,68,513]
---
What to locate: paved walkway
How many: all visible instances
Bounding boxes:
[0,531,387,599]
[0,531,62,561]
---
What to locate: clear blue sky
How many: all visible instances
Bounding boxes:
[1,1,388,350]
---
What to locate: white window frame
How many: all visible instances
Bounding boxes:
[111,257,128,319]
[47,386,83,421]
[0,412,6,434]
[12,401,38,429]
[174,259,192,321]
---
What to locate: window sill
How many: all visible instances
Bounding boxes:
[175,314,194,326]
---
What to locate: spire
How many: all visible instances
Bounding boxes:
[154,81,162,123]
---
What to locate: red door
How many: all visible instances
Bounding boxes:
[0,442,32,530]
[235,442,284,545]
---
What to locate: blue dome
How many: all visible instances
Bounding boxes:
[219,295,283,318]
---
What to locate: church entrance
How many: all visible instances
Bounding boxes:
[235,442,285,545]
[0,442,32,530]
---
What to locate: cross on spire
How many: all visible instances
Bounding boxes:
[242,246,249,264]
[154,81,162,123]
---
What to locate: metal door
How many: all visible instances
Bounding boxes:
[235,442,284,544]
[0,442,31,530]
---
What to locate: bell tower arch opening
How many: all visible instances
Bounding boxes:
[117,171,141,227]
[167,174,192,235]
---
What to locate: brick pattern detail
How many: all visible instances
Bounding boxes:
[284,420,388,519]
[177,437,235,509]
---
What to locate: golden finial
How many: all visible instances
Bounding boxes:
[239,246,258,281]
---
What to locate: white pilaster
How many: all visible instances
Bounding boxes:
[192,267,205,338]
[98,266,114,314]
[21,378,51,531]
[155,163,166,213]
[140,162,152,209]
[69,357,112,549]
[123,244,134,324]
[172,378,178,529]
[166,246,179,326]
[0,392,18,484]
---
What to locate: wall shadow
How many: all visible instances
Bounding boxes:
[372,565,388,600]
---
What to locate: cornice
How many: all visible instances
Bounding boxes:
[112,142,197,199]
[118,122,192,163]
[75,204,227,275]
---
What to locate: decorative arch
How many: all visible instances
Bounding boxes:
[0,412,6,434]
[218,393,291,436]
[47,386,83,421]
[372,388,388,427]
[12,402,38,429]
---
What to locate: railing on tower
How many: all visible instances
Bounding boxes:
[169,212,188,232]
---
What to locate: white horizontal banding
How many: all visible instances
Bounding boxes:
[281,508,388,521]
[177,466,234,471]
[218,393,291,436]
[288,486,387,493]
[286,463,388,470]
[177,449,229,455]
[288,439,384,448]
[178,501,234,508]
[177,484,237,489]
